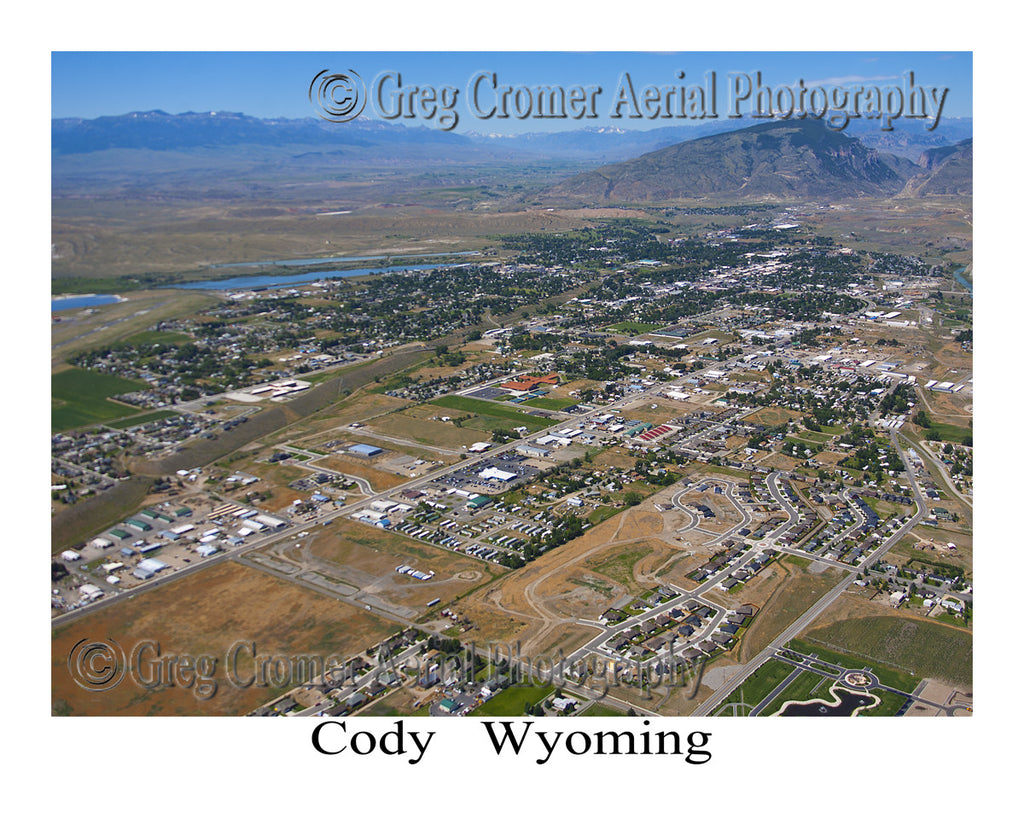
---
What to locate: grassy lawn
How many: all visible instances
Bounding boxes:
[430,395,551,431]
[923,421,972,445]
[713,659,795,715]
[588,505,622,525]
[522,396,576,411]
[869,689,911,716]
[473,684,554,717]
[759,669,828,715]
[52,367,148,432]
[124,329,191,346]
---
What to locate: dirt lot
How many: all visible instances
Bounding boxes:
[728,559,844,662]
[304,518,504,612]
[743,406,804,427]
[316,455,410,491]
[458,497,687,655]
[51,561,401,716]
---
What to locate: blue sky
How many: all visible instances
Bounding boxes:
[52,51,971,135]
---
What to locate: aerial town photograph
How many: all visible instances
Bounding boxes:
[35,21,1001,810]
[51,49,975,719]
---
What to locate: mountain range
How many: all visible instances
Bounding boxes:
[540,119,972,203]
[52,111,972,203]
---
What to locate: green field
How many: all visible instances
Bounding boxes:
[924,421,972,445]
[759,670,827,715]
[799,615,971,687]
[52,367,148,432]
[105,409,180,430]
[713,659,795,716]
[472,684,554,717]
[429,395,551,431]
[124,329,191,346]
[522,396,576,411]
[787,636,923,692]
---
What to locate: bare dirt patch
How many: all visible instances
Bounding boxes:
[51,561,401,716]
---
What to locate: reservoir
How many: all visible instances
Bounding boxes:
[51,294,122,312]
[168,263,464,292]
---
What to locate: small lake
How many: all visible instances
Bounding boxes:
[51,294,122,312]
[212,251,480,268]
[168,263,464,292]
[777,687,877,717]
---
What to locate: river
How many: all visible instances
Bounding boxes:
[953,266,972,295]
[167,262,464,292]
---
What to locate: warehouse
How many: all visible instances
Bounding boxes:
[348,443,383,458]
[479,467,517,483]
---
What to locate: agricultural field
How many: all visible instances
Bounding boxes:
[52,366,147,432]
